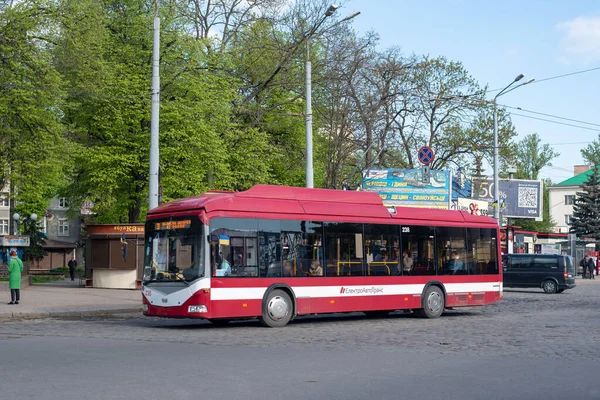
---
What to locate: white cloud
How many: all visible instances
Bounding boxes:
[557,16,600,65]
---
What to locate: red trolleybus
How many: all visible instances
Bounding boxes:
[141,185,501,327]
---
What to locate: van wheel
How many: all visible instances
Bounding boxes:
[259,289,292,328]
[418,286,444,318]
[542,280,558,294]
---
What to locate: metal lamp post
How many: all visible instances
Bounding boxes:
[492,74,534,222]
[12,213,38,235]
[305,6,361,188]
[12,213,19,235]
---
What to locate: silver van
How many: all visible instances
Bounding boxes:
[502,254,577,293]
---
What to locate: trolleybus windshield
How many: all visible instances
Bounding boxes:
[142,216,204,283]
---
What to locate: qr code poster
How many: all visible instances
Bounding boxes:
[518,186,538,208]
[503,180,543,219]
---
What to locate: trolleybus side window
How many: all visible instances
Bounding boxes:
[259,219,282,278]
[400,225,435,276]
[436,227,467,275]
[323,222,364,277]
[363,223,399,276]
[210,218,258,277]
[467,228,498,274]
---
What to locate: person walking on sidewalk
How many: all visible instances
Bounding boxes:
[7,250,23,305]
[580,256,590,279]
[589,257,596,280]
[68,257,78,281]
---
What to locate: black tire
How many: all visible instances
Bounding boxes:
[259,289,293,328]
[364,310,390,318]
[542,280,558,294]
[556,289,565,293]
[417,285,445,318]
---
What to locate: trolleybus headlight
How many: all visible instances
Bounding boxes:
[188,305,208,313]
[143,304,149,312]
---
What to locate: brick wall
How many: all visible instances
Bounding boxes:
[574,165,592,176]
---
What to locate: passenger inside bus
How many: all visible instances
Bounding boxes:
[308,260,323,276]
[374,248,388,262]
[283,260,294,277]
[215,252,231,276]
[447,251,464,274]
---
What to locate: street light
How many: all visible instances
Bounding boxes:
[492,74,534,222]
[12,213,37,235]
[305,6,361,188]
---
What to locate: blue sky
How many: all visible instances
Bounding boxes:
[344,0,600,183]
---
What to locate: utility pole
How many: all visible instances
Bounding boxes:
[149,0,160,210]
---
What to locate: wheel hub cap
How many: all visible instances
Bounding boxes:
[268,296,288,320]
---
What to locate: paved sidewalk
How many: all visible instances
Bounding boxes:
[0,278,142,320]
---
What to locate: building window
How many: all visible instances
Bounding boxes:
[565,195,575,205]
[0,219,8,234]
[58,197,69,208]
[58,219,69,236]
[565,215,573,225]
[0,193,8,207]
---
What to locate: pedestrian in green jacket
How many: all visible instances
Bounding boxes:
[8,250,23,305]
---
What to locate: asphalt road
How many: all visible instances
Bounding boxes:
[1,280,599,400]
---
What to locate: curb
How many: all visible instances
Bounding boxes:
[0,307,142,320]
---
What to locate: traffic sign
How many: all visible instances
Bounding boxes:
[418,146,434,165]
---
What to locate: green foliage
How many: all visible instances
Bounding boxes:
[570,166,600,239]
[32,276,64,283]
[1,0,539,226]
[581,134,600,166]
[0,1,69,211]
[514,133,559,181]
[22,216,47,267]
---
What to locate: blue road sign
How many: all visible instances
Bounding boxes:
[418,146,434,165]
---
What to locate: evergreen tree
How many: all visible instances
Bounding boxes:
[570,166,600,239]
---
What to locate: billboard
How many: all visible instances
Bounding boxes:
[473,178,543,219]
[361,168,451,209]
[451,198,490,216]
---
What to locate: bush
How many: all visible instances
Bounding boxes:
[32,276,63,283]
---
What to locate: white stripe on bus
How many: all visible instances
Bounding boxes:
[210,282,501,301]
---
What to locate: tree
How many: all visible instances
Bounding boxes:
[22,215,47,269]
[513,133,559,181]
[570,166,600,239]
[0,0,70,212]
[581,133,600,166]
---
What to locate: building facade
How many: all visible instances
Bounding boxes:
[548,165,592,234]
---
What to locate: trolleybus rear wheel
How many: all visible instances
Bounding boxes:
[259,289,293,328]
[415,285,444,318]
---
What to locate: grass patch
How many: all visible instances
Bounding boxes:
[31,276,64,283]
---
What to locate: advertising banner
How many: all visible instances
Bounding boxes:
[451,198,490,216]
[540,244,561,255]
[361,168,451,209]
[473,178,543,219]
[0,235,30,247]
